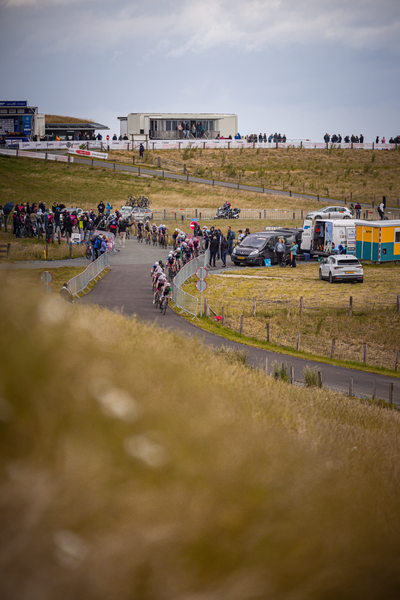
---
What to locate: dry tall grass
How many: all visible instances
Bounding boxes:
[111,146,400,205]
[184,263,400,369]
[1,282,400,599]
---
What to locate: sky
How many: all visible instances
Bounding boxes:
[0,0,399,142]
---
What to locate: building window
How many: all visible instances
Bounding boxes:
[395,229,400,243]
[165,120,171,131]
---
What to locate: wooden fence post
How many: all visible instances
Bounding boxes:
[318,371,322,388]
[349,296,353,317]
[297,332,301,351]
[363,344,367,364]
[204,297,210,317]
[300,296,303,316]
[397,295,400,313]
[389,383,394,405]
[266,322,270,342]
[157,156,161,168]
[372,380,376,399]
[349,378,354,396]
[252,297,256,317]
[330,339,335,358]
[265,357,268,374]
[240,314,244,335]
[395,350,399,371]
[290,366,294,384]
[221,306,225,325]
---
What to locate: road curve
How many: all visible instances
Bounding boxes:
[78,243,399,405]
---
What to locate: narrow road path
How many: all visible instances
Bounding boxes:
[78,239,399,405]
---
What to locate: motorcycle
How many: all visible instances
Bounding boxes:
[214,207,241,219]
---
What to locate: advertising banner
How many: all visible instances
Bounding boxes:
[22,115,32,135]
[0,101,27,107]
[69,149,108,160]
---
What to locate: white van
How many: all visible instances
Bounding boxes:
[301,219,357,256]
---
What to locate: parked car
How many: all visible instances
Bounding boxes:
[306,206,352,220]
[319,255,363,283]
[120,206,135,220]
[231,229,302,266]
[131,207,153,220]
[63,207,84,217]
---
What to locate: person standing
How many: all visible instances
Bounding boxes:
[209,235,219,267]
[274,238,285,266]
[227,226,236,254]
[355,202,362,219]
[220,236,229,267]
[97,201,105,215]
[118,218,131,248]
[139,143,144,159]
[289,241,298,268]
[378,201,385,220]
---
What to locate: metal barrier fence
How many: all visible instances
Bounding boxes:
[67,251,110,296]
[151,208,400,222]
[172,249,209,317]
[10,140,400,152]
[152,208,308,221]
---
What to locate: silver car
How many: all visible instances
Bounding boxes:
[306,206,352,220]
[319,255,363,283]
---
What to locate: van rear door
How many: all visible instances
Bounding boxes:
[301,219,313,250]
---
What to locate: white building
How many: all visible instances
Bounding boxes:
[117,113,238,141]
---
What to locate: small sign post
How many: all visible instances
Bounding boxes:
[196,266,208,317]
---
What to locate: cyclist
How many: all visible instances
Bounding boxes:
[174,247,182,271]
[166,252,176,279]
[137,220,144,241]
[193,236,200,257]
[160,280,173,312]
[151,222,158,244]
[154,271,167,304]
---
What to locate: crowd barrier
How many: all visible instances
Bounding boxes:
[173,249,209,317]
[67,251,110,297]
[4,140,399,152]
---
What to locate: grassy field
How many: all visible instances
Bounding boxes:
[1,283,400,599]
[2,149,400,216]
[0,266,90,291]
[0,155,316,213]
[110,145,400,205]
[183,261,400,371]
[0,230,87,262]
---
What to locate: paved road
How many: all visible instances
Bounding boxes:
[75,237,399,405]
[2,234,398,402]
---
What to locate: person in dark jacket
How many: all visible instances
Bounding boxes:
[209,236,219,267]
[117,219,132,248]
[63,214,73,240]
[220,236,229,267]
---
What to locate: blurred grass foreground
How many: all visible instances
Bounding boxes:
[1,281,400,600]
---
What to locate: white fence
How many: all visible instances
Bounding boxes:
[0,147,73,162]
[67,251,110,297]
[4,139,399,152]
[173,250,209,317]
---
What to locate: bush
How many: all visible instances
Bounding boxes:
[272,361,289,382]
[303,365,323,387]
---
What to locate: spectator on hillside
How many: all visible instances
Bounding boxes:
[324,133,330,143]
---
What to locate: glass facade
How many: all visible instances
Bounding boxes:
[150,118,218,139]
